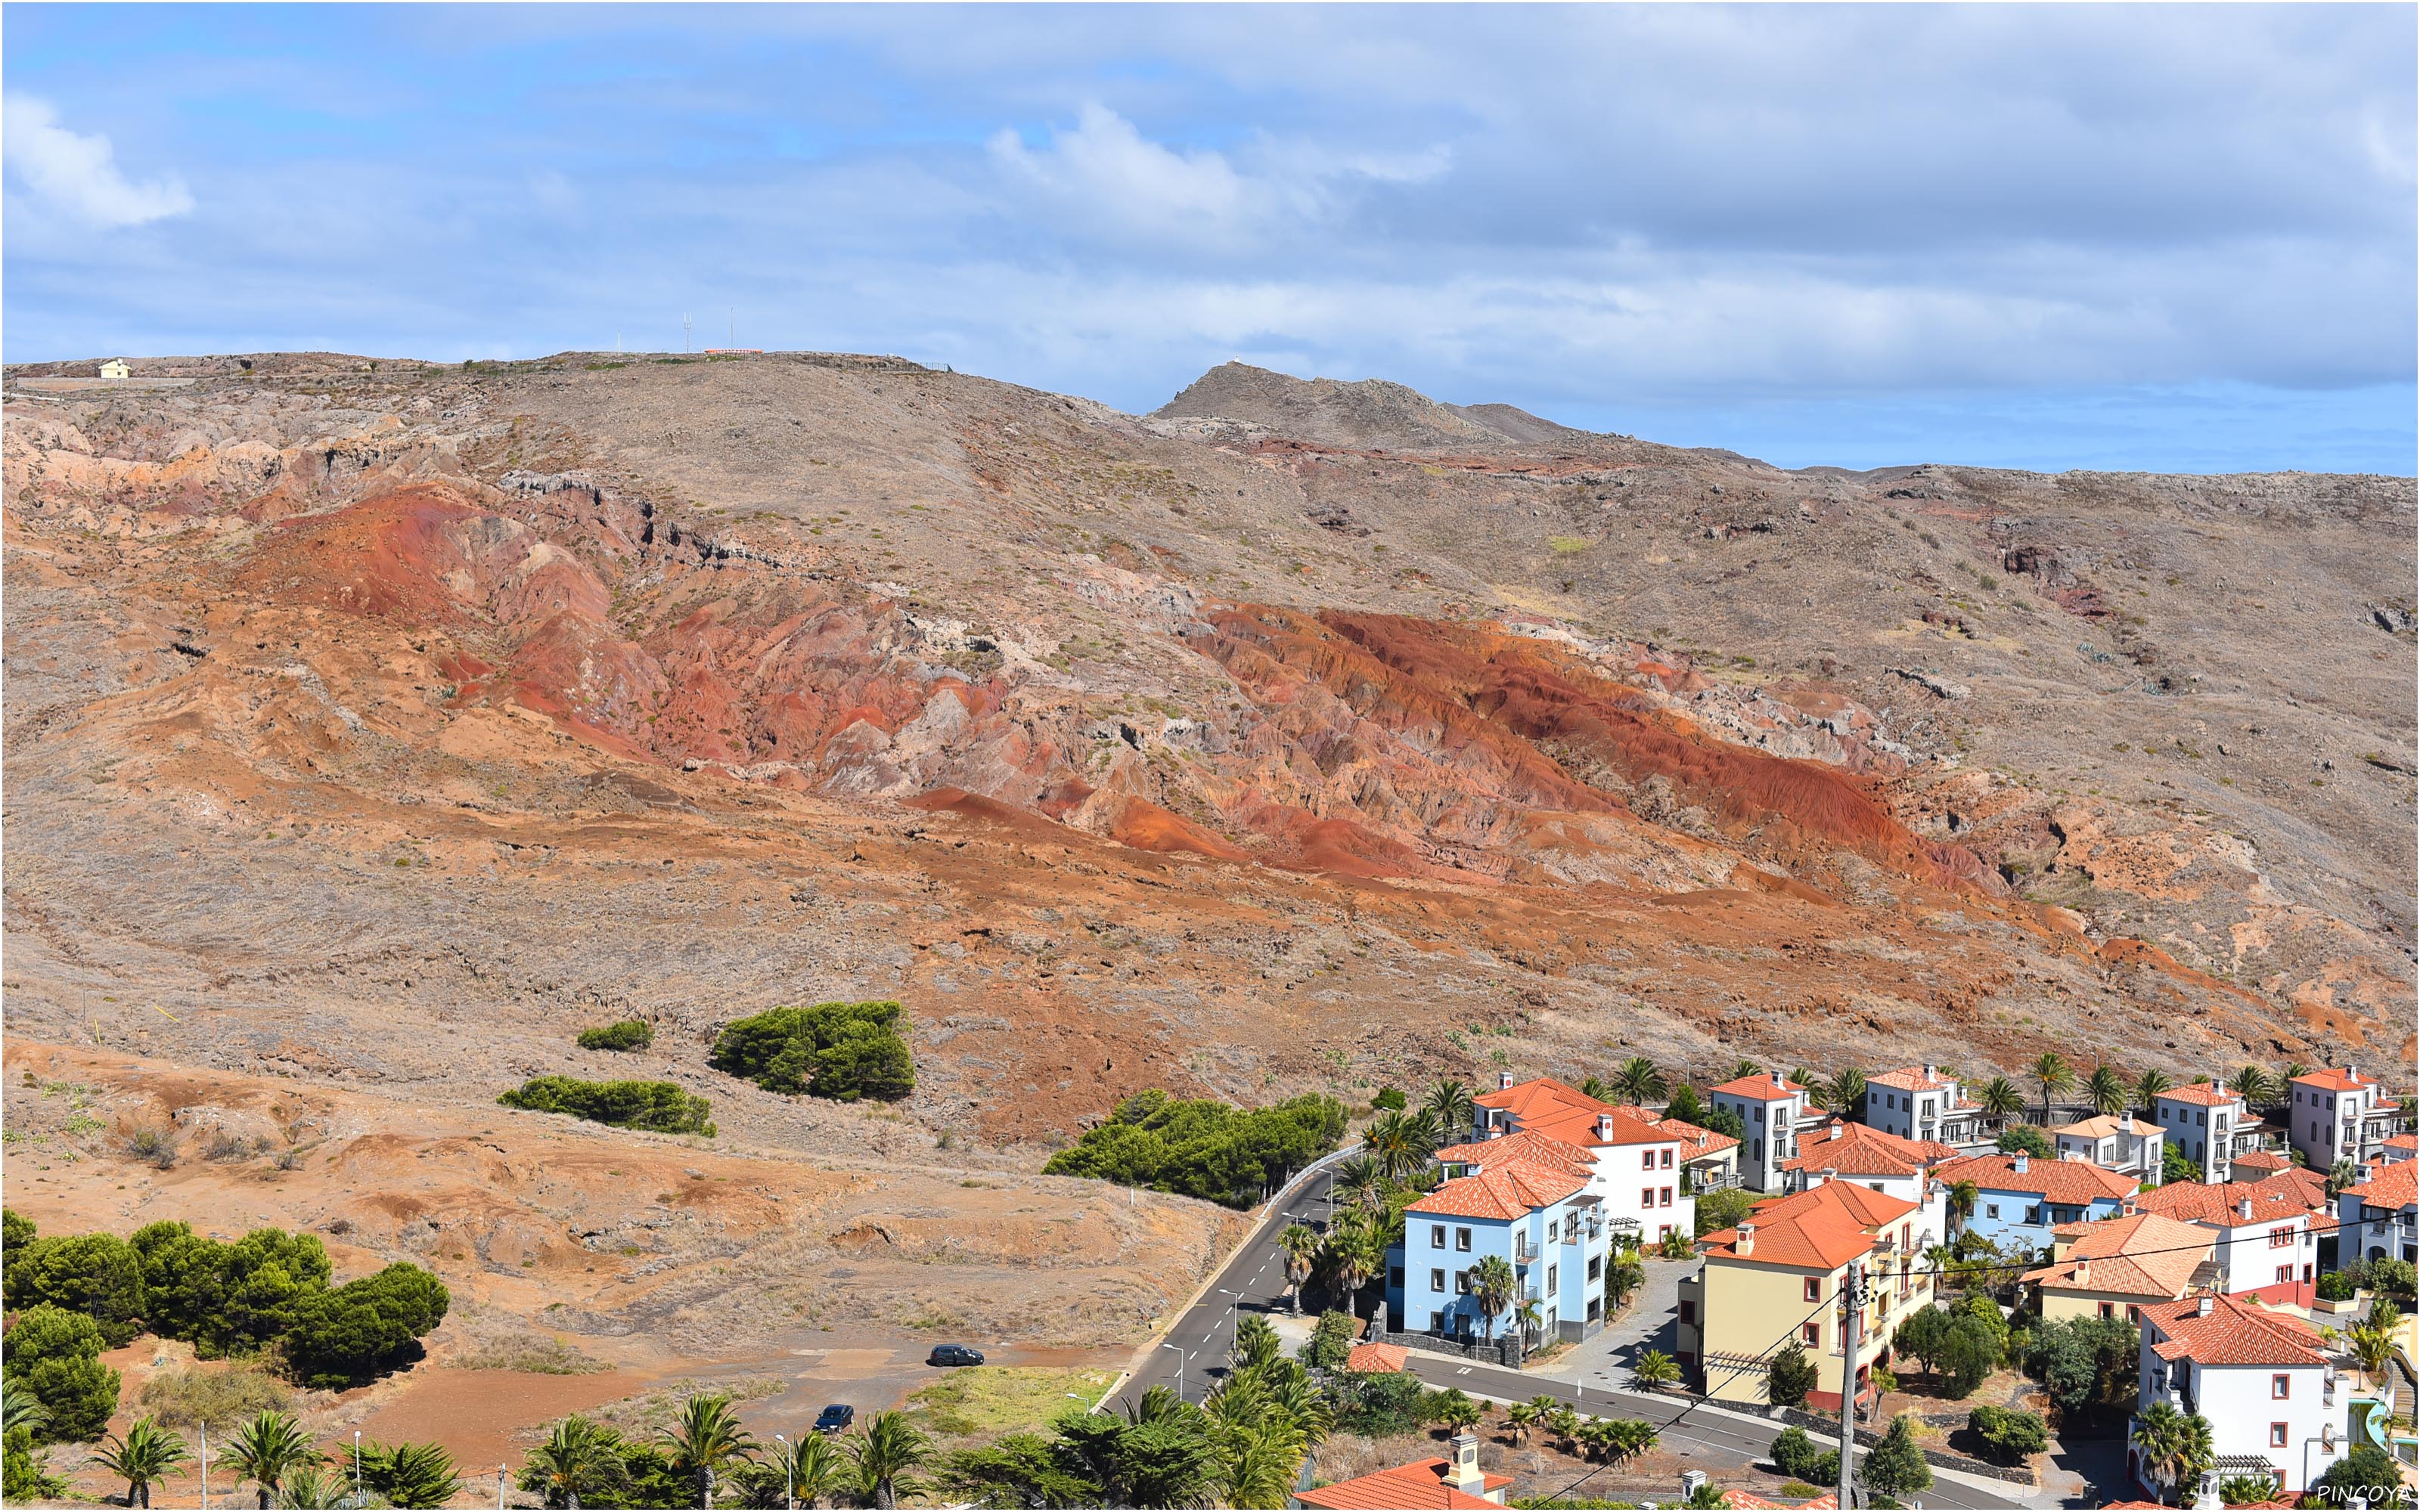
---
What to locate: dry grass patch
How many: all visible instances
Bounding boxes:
[138,1363,294,1429]
[898,1366,1116,1440]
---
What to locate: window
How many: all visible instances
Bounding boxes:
[1643,1187,1657,1207]
[1987,1203,2001,1219]
[1679,1300,1696,1325]
[1661,1187,1674,1207]
[1588,1256,1602,1281]
[2269,1423,2288,1448]
[1869,1182,1885,1192]
[1661,1148,1674,1169]
[2273,1374,2291,1399]
[1804,1278,1822,1303]
[1455,1269,1470,1295]
[1547,1264,1558,1295]
[1431,1223,1447,1248]
[2025,1205,2043,1226]
[1803,1322,1822,1346]
[1455,1226,1472,1252]
[2276,1265,2293,1285]
[1643,1150,1657,1170]
[2099,1302,2114,1320]
[1431,1269,1446,1291]
[1754,1106,1765,1123]
[2270,1228,2294,1248]
[1431,1310,1444,1331]
[2127,1305,2141,1323]
[1390,1266,1404,1288]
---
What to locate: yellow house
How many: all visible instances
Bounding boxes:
[1677,1179,1930,1409]
[2021,1209,2211,1324]
[98,358,131,380]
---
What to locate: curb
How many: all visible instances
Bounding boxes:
[1087,1370,1128,1414]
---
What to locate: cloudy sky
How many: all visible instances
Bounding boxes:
[5,5,2413,472]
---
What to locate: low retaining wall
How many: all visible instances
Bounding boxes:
[1373,1327,1525,1369]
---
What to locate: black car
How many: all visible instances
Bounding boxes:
[927,1344,985,1367]
[812,1404,856,1434]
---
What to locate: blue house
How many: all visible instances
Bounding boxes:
[1385,1145,1609,1346]
[1938,1150,2138,1254]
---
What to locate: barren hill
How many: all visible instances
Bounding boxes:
[2,348,2412,1433]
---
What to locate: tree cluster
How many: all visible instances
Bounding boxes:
[0,1211,449,1425]
[2022,1312,2139,1417]
[709,1000,917,1102]
[497,1075,716,1135]
[1044,1090,1348,1209]
[1963,1405,2046,1465]
[576,1018,654,1052]
[1890,1297,2010,1399]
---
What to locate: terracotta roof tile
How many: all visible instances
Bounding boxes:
[2226,1149,2292,1174]
[1432,1128,1596,1178]
[2156,1084,2241,1108]
[1406,1159,1588,1220]
[1710,1072,1812,1101]
[1935,1152,2139,1204]
[2143,1291,2329,1368]
[1469,1079,1681,1149]
[2052,1114,2161,1139]
[2344,1159,2418,1210]
[1723,1490,1840,1510]
[2384,1132,2417,1155]
[2130,1177,2322,1228]
[1868,1065,1954,1093]
[2289,1067,2377,1094]
[1699,1180,1916,1271]
[1298,1460,1509,1510]
[1345,1342,1410,1373]
[1645,1114,1740,1160]
[1779,1120,1957,1179]
[2021,1211,2210,1299]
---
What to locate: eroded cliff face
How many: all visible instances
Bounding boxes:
[5,352,2412,1160]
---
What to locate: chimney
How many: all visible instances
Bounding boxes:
[1488,1124,1504,1141]
[1446,1431,1485,1497]
[2238,1196,2255,1220]
[2121,1198,2139,1216]
[2197,1293,2215,1316]
[2013,1152,2029,1174]
[2192,1468,2223,1512]
[2076,1259,2091,1288]
[1770,1068,1786,1088]
[1498,1070,1516,1092]
[1922,1063,1937,1081]
[1680,1470,1709,1500]
[1735,1222,1756,1256]
[1596,1113,1615,1142]
[1822,1167,1839,1187]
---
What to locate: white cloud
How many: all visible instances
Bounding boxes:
[2,94,193,228]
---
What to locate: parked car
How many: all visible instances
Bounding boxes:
[813,1403,856,1434]
[927,1344,985,1367]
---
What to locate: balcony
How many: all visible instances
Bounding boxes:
[1686,1167,1742,1195]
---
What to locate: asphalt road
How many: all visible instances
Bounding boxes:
[1112,1157,2032,1509]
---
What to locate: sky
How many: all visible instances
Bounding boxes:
[5,5,2414,475]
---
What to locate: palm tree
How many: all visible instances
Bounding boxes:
[360,1441,462,1510]
[2131,1401,2215,1505]
[2086,1064,2130,1117]
[848,1411,929,1510]
[1431,1390,1482,1435]
[1510,1296,1545,1346]
[1630,1349,1680,1389]
[2031,1052,2074,1124]
[521,1417,630,1510]
[1,1385,46,1440]
[274,1464,345,1509]
[2134,1068,2173,1113]
[1503,1401,1540,1446]
[2347,1321,2397,1388]
[1331,1155,1385,1215]
[1610,1056,1668,1106]
[1730,1058,1761,1082]
[1324,1225,1385,1321]
[1277,1223,1320,1313]
[2328,1158,2361,1201]
[1826,1067,1868,1117]
[2229,1065,2277,1108]
[1547,1408,1582,1452]
[1425,1079,1474,1139]
[1215,1416,1307,1509]
[1976,1075,2025,1129]
[93,1417,191,1510]
[1364,1111,1419,1179]
[767,1433,839,1510]
[227,1411,321,1510]
[1466,1255,1518,1340]
[662,1393,755,1507]
[1579,1075,1616,1103]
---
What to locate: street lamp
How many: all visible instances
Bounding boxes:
[774,1433,793,1512]
[498,1464,509,1511]
[1159,1340,1190,1401]
[1218,1288,1246,1362]
[354,1430,362,1504]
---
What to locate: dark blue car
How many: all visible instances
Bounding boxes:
[813,1404,855,1434]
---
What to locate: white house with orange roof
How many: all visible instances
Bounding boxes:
[2053,1112,2167,1181]
[2286,1065,2401,1171]
[2155,1082,2262,1183]
[1708,1068,1817,1192]
[1465,1074,1696,1243]
[2133,1291,2348,1497]
[1394,1129,1609,1346]
[1862,1064,1986,1146]
[2381,1131,2418,1165]
[1778,1118,1955,1244]
[2130,1175,2331,1309]
[2336,1157,2417,1269]
[2023,1210,2215,1323]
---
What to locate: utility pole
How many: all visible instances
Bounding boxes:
[683,314,693,354]
[198,1421,207,1511]
[1835,1259,1864,1510]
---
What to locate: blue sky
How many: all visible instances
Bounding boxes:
[5,5,2413,474]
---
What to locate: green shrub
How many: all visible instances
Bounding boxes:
[1302,1311,1357,1372]
[709,1000,915,1101]
[1333,1369,1426,1436]
[131,1222,331,1357]
[2161,1145,2199,1186]
[1694,1188,1756,1238]
[1966,1404,2046,1464]
[1768,1426,1838,1485]
[1041,1090,1349,1208]
[497,1076,715,1135]
[2,1231,147,1346]
[2316,1269,2360,1302]
[1765,1341,1819,1408]
[1995,1125,2051,1157]
[1370,1088,1407,1112]
[2367,1257,2416,1300]
[284,1263,451,1388]
[576,1020,654,1052]
[2,1305,122,1442]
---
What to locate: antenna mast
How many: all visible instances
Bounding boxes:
[683,314,693,354]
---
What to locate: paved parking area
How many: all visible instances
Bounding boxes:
[1538,1254,1687,1395]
